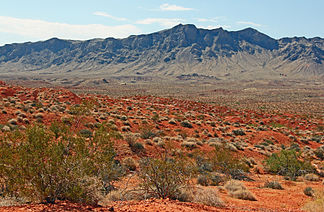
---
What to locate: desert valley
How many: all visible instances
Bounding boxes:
[0,20,323,212]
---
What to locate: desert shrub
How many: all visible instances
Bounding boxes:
[232,129,246,136]
[197,175,210,186]
[139,154,196,199]
[225,180,257,201]
[264,149,314,180]
[180,120,193,128]
[210,173,227,186]
[140,126,157,139]
[69,99,95,116]
[195,155,213,173]
[304,187,315,197]
[79,129,93,138]
[264,181,283,190]
[289,142,301,152]
[124,133,144,153]
[49,121,69,139]
[210,145,249,180]
[129,142,144,153]
[69,100,96,128]
[181,141,197,150]
[123,157,137,171]
[193,187,224,207]
[151,114,159,122]
[0,124,119,205]
[314,146,324,160]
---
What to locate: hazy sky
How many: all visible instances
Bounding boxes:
[0,0,323,46]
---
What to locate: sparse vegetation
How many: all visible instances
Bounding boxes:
[210,145,250,179]
[265,149,314,180]
[139,153,196,200]
[0,124,120,205]
[0,80,323,211]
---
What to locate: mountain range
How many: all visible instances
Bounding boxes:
[0,24,323,84]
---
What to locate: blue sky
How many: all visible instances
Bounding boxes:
[0,0,323,46]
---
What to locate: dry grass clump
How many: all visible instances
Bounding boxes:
[304,173,320,182]
[264,181,284,190]
[0,197,25,207]
[303,190,324,212]
[225,180,257,201]
[181,140,198,149]
[104,189,145,203]
[193,187,224,207]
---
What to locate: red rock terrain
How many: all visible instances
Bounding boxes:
[0,81,323,211]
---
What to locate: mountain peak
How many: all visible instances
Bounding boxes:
[172,23,197,29]
[0,25,322,80]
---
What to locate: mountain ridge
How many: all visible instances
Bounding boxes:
[0,24,323,83]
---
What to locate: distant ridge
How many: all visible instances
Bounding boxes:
[0,24,323,82]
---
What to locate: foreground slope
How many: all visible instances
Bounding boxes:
[0,81,323,211]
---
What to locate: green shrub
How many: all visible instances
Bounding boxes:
[304,187,315,197]
[210,145,249,180]
[264,149,314,180]
[79,129,93,138]
[139,155,196,199]
[0,124,119,205]
[132,142,145,152]
[180,121,193,128]
[140,126,157,139]
[49,121,69,139]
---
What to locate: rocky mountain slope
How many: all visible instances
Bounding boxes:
[0,24,323,82]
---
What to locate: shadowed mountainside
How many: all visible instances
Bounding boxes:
[0,24,323,83]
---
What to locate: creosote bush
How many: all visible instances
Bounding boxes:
[209,145,249,180]
[0,123,121,205]
[139,150,196,200]
[264,149,314,181]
